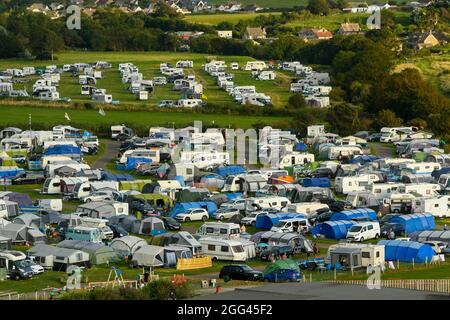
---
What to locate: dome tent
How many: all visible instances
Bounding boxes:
[377,240,435,263]
[409,230,450,246]
[330,208,377,222]
[312,220,356,240]
[388,213,435,235]
[138,216,166,236]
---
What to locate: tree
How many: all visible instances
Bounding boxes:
[326,103,361,136]
[375,110,403,130]
[287,94,307,109]
[307,0,330,15]
[336,0,349,10]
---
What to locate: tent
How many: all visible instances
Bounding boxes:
[163,246,193,267]
[197,173,225,189]
[349,155,379,165]
[138,217,166,236]
[131,194,172,207]
[294,142,308,152]
[255,212,306,230]
[56,240,119,265]
[388,213,435,235]
[0,235,12,250]
[132,245,165,267]
[312,220,356,240]
[111,236,147,257]
[109,215,140,233]
[301,178,331,188]
[44,145,82,157]
[13,213,41,228]
[258,231,313,253]
[0,192,33,206]
[214,166,246,177]
[0,224,45,245]
[175,189,210,202]
[28,244,90,271]
[330,208,378,222]
[377,240,435,263]
[409,230,450,246]
[169,201,218,218]
[160,231,202,254]
[101,171,134,182]
[119,180,152,192]
[263,259,300,281]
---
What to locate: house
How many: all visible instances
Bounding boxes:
[217,30,233,39]
[243,27,267,40]
[407,31,446,50]
[27,3,50,14]
[337,22,362,35]
[298,28,333,41]
[175,31,205,40]
[342,2,369,13]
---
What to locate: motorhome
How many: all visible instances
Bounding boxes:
[270,217,311,233]
[179,151,229,170]
[0,251,34,280]
[346,221,381,242]
[366,183,403,200]
[244,61,267,71]
[398,183,441,197]
[177,99,203,108]
[41,177,89,195]
[278,153,315,169]
[380,127,416,143]
[119,148,160,164]
[286,202,329,217]
[196,222,241,240]
[245,196,290,212]
[199,238,247,261]
[110,125,134,139]
[335,174,381,194]
[412,196,450,217]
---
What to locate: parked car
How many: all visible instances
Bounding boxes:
[11,154,27,163]
[241,211,269,226]
[175,208,209,222]
[346,222,380,242]
[305,168,334,179]
[215,208,240,221]
[220,198,246,212]
[219,264,263,281]
[12,172,45,185]
[380,222,404,238]
[162,216,181,230]
[81,191,114,203]
[22,259,45,275]
[108,224,129,238]
[259,245,294,261]
[263,268,301,283]
[157,100,175,108]
[367,133,382,142]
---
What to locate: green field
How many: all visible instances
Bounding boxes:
[0,51,293,109]
[205,0,307,9]
[185,11,282,25]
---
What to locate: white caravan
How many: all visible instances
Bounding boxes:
[286,202,329,217]
[335,174,381,194]
[199,238,247,261]
[278,153,315,168]
[398,183,441,197]
[196,222,241,240]
[179,151,229,170]
[244,61,267,71]
[412,196,450,218]
[119,148,160,164]
[245,196,290,212]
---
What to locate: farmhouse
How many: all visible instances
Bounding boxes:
[217,30,233,39]
[338,22,362,35]
[243,27,267,40]
[298,28,333,41]
[407,31,447,50]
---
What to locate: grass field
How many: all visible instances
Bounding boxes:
[0,51,293,109]
[184,12,282,25]
[394,49,450,98]
[204,0,392,9]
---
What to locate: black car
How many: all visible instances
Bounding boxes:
[259,245,294,261]
[367,133,382,142]
[381,222,404,238]
[116,133,133,142]
[305,168,334,179]
[108,224,129,238]
[12,172,45,185]
[162,217,181,230]
[219,264,263,281]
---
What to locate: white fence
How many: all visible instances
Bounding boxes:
[331,279,450,294]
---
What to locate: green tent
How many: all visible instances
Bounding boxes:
[119,180,152,192]
[132,193,173,207]
[263,259,300,276]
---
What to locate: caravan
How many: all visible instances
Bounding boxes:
[412,196,450,217]
[196,222,241,240]
[335,174,381,194]
[245,196,290,212]
[398,183,441,197]
[179,151,229,170]
[119,148,160,164]
[244,61,267,71]
[278,153,315,169]
[41,177,89,195]
[199,238,247,261]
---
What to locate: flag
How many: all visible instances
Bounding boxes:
[64,112,71,121]
[99,108,106,116]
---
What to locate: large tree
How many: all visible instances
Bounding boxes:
[307,0,331,15]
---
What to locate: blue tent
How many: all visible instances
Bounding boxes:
[214,166,246,177]
[294,142,308,152]
[377,240,435,263]
[0,167,24,178]
[225,193,243,200]
[117,157,152,171]
[302,178,331,188]
[169,201,218,218]
[388,213,435,235]
[330,208,377,222]
[101,171,134,182]
[349,155,379,165]
[255,212,306,230]
[44,145,82,156]
[174,176,185,187]
[312,220,355,240]
[431,167,450,180]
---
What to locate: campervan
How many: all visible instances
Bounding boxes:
[65,226,103,243]
[412,196,450,217]
[0,251,34,280]
[278,153,315,169]
[328,146,362,160]
[286,202,329,217]
[199,238,247,261]
[179,151,229,170]
[196,222,241,240]
[335,174,381,194]
[398,183,441,197]
[380,127,416,143]
[270,217,311,233]
[245,196,290,212]
[346,221,381,242]
[177,99,203,108]
[119,148,160,164]
[244,61,267,71]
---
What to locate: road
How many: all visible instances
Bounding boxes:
[91,139,120,170]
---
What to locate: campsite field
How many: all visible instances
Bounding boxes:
[0,51,293,109]
[184,11,282,25]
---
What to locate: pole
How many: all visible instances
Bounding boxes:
[29,114,32,130]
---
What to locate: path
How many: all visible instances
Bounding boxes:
[369,142,395,158]
[92,139,120,170]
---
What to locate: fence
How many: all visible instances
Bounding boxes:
[330,279,450,294]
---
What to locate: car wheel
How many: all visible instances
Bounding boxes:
[360,237,364,242]
[14,274,20,280]
[86,199,91,203]
[375,234,379,239]
[251,221,256,227]
[202,216,208,221]
[185,217,191,222]
[219,216,224,221]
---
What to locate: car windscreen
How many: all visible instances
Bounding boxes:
[349,226,362,232]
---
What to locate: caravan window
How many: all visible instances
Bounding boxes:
[118,208,124,213]
[208,244,215,251]
[221,246,229,252]
[220,229,227,234]
[0,204,5,211]
[206,227,214,233]
[232,245,244,253]
[186,168,193,174]
[362,252,370,258]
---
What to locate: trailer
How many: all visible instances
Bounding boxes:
[412,196,450,217]
[335,174,381,194]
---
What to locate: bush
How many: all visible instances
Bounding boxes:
[142,279,194,300]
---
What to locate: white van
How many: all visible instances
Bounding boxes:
[196,222,241,240]
[335,174,380,194]
[270,218,311,233]
[346,222,380,242]
[245,196,290,212]
[199,238,247,261]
